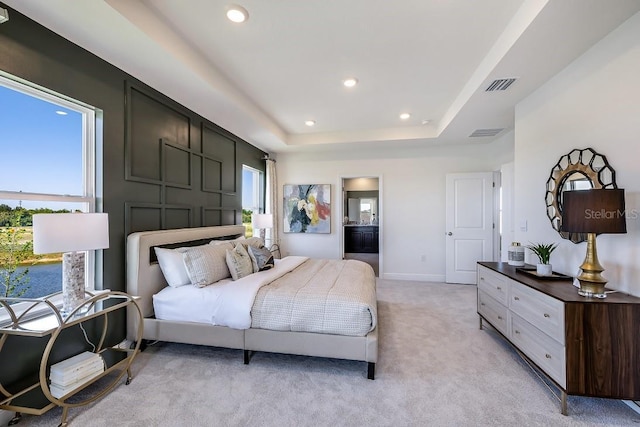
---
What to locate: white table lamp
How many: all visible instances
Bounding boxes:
[33,213,109,314]
[251,213,273,241]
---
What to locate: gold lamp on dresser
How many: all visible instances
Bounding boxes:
[561,188,627,298]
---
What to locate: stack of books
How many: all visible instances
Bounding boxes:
[49,351,105,399]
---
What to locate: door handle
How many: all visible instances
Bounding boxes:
[447,232,453,236]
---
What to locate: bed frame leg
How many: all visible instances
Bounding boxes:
[367,362,375,380]
[244,350,251,365]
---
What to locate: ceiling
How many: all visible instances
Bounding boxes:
[5,0,640,154]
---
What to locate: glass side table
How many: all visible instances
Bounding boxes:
[0,291,143,427]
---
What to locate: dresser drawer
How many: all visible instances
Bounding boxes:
[510,314,566,388]
[478,291,508,336]
[509,280,565,345]
[477,266,509,305]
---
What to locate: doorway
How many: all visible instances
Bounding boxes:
[341,176,381,277]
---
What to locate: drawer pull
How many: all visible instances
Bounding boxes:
[497,286,502,290]
[480,303,485,306]
[544,313,550,318]
[480,277,485,281]
[545,354,551,359]
[497,316,503,320]
[514,296,520,301]
[515,330,520,334]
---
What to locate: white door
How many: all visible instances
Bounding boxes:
[445,172,494,284]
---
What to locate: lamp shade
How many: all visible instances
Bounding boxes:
[33,213,109,254]
[251,213,273,229]
[561,189,626,234]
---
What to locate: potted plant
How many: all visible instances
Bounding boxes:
[526,242,558,276]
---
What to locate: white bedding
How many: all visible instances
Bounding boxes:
[153,256,308,329]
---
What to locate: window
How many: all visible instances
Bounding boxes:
[0,73,99,300]
[241,165,264,237]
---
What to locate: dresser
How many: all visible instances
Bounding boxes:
[477,262,640,415]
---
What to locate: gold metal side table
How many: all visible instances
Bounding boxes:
[0,291,143,426]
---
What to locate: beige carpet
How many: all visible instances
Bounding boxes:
[21,280,640,426]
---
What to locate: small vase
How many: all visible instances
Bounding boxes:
[537,263,553,276]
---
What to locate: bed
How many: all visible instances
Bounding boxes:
[125,225,378,379]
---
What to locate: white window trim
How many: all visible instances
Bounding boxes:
[243,165,264,213]
[0,73,99,316]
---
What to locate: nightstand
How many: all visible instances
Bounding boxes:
[0,291,143,426]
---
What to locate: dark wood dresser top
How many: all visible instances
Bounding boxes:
[478,262,640,304]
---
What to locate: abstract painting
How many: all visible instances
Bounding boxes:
[283,184,331,233]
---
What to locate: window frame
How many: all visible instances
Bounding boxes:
[0,72,100,312]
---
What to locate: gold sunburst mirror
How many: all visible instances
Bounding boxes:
[545,148,618,243]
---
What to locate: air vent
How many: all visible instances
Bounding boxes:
[469,128,504,138]
[485,78,517,91]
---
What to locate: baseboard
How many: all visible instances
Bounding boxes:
[623,400,640,415]
[382,273,446,282]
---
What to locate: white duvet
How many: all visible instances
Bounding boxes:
[153,256,308,329]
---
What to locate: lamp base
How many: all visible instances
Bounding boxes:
[577,280,607,299]
[576,233,607,299]
[62,251,88,315]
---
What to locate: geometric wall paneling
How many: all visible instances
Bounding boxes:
[201,208,238,227]
[202,207,223,227]
[125,82,191,184]
[165,186,197,205]
[125,203,163,235]
[221,209,237,226]
[126,181,163,204]
[221,194,238,207]
[202,124,236,194]
[161,139,192,189]
[125,202,193,235]
[201,154,223,193]
[165,206,193,230]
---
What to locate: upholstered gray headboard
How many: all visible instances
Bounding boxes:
[125,225,245,337]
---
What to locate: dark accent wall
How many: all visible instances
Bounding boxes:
[0,4,266,295]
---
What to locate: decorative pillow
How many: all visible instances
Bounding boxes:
[225,243,253,281]
[154,247,191,287]
[182,242,233,287]
[236,236,265,250]
[248,245,274,273]
[210,236,245,246]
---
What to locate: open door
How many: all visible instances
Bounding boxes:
[445,172,495,284]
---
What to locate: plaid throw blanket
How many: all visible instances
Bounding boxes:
[251,258,377,336]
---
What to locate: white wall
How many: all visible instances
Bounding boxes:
[514,11,640,296]
[276,135,513,281]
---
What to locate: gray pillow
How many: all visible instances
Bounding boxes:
[248,245,274,272]
[182,242,233,287]
[226,243,254,281]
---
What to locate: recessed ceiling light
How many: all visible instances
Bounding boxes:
[55,110,68,115]
[343,78,358,88]
[226,5,249,23]
[305,120,316,127]
[399,113,411,120]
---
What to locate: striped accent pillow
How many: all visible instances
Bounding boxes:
[182,242,233,287]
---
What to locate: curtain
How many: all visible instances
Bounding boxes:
[265,159,278,250]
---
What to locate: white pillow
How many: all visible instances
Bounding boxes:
[154,247,191,288]
[182,242,233,287]
[226,243,253,281]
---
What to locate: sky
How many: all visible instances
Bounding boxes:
[0,84,82,208]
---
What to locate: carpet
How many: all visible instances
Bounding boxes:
[21,279,640,426]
